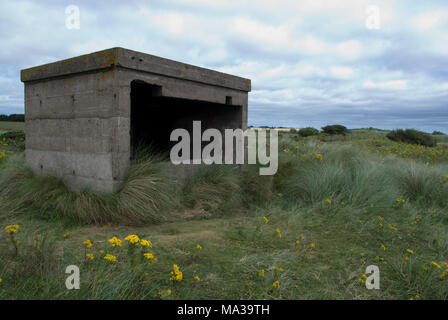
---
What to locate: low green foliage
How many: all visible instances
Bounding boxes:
[298,127,319,137]
[321,124,349,135]
[387,129,436,147]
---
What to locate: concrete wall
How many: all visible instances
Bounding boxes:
[21,48,250,192]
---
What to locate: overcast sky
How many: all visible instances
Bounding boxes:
[1,0,448,132]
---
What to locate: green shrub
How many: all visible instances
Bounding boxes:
[298,127,319,137]
[321,125,348,135]
[0,130,25,140]
[432,130,445,135]
[386,129,436,147]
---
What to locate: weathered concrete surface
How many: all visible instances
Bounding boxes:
[21,47,250,192]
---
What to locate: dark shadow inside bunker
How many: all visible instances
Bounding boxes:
[130,80,242,160]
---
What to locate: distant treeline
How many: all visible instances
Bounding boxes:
[0,114,24,122]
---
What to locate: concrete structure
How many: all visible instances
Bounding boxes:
[21,47,251,192]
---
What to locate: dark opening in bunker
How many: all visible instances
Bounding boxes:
[130,80,243,160]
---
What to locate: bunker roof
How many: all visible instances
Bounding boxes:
[20,47,251,92]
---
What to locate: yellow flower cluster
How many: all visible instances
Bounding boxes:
[358,273,368,284]
[125,234,140,245]
[272,266,284,272]
[143,252,158,262]
[272,281,280,289]
[86,253,94,260]
[5,225,19,234]
[108,236,122,247]
[276,227,282,238]
[104,254,117,262]
[170,264,183,282]
[83,239,93,248]
[140,239,152,248]
[366,139,448,162]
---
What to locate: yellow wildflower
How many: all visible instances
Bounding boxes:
[262,216,269,224]
[143,252,157,261]
[83,240,93,248]
[275,227,282,238]
[272,281,280,289]
[104,254,117,262]
[140,239,152,248]
[325,199,331,204]
[108,236,122,247]
[86,253,94,260]
[258,269,265,277]
[381,244,386,251]
[310,243,315,249]
[170,264,183,282]
[273,266,284,272]
[5,225,19,234]
[63,231,70,239]
[167,289,172,295]
[194,275,200,282]
[407,249,414,254]
[431,261,441,269]
[125,234,140,245]
[196,244,202,250]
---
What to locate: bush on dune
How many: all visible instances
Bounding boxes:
[386,129,436,147]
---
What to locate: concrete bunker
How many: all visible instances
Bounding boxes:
[21,47,250,192]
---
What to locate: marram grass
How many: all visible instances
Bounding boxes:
[0,152,180,225]
[0,130,447,299]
